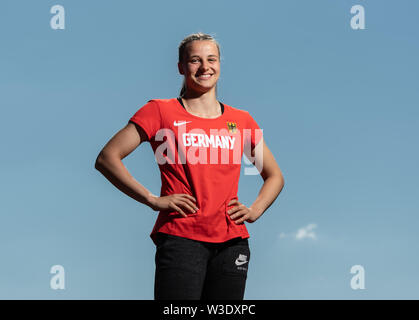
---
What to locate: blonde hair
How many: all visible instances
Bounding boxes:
[178,32,221,97]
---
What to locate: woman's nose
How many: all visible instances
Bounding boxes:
[200,60,210,71]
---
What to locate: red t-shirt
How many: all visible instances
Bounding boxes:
[129,98,263,244]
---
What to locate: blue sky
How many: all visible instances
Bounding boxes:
[1,0,418,299]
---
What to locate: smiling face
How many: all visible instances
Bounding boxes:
[178,40,220,95]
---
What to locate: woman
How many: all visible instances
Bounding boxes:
[95,32,285,300]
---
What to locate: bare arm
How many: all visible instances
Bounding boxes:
[94,122,198,216]
[248,138,285,220]
[228,138,285,224]
[94,122,157,208]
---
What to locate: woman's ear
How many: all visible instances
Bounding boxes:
[177,61,184,75]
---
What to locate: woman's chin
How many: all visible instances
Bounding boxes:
[194,81,216,90]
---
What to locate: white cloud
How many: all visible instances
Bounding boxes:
[278,223,318,241]
[295,223,317,240]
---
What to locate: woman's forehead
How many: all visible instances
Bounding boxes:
[185,40,219,56]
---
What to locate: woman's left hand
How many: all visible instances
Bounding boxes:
[227,199,259,224]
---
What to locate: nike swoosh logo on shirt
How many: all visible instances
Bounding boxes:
[174,121,192,126]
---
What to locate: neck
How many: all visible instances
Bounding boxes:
[180,88,221,117]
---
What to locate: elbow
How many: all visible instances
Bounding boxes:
[274,172,285,186]
[277,170,285,186]
[261,168,284,184]
[271,171,285,191]
[278,173,285,193]
[95,154,104,171]
[95,151,109,171]
[95,151,121,171]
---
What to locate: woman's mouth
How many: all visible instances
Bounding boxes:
[197,74,213,80]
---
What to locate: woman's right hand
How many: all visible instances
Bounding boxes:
[148,194,199,218]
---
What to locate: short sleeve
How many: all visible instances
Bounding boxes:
[246,111,263,150]
[129,100,161,141]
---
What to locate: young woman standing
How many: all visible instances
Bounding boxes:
[95,33,285,300]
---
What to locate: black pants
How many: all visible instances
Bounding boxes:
[154,232,250,300]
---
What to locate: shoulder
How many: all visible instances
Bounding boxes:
[147,98,177,106]
[145,98,179,112]
[222,101,253,120]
